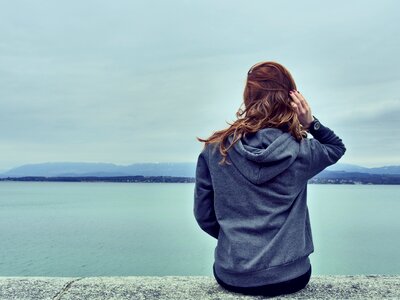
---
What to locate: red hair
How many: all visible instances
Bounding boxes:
[197,61,307,165]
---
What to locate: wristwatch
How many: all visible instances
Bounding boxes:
[308,116,321,132]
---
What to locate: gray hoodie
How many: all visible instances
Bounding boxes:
[193,118,346,287]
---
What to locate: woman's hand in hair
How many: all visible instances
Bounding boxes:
[289,90,314,129]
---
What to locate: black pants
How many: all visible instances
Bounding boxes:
[213,263,312,297]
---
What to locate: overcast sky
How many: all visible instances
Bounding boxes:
[0,0,399,171]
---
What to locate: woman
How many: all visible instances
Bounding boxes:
[193,61,346,297]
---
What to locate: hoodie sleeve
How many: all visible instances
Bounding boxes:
[305,118,346,179]
[193,146,220,239]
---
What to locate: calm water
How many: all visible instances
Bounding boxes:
[0,182,399,276]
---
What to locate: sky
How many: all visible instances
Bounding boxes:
[0,0,399,171]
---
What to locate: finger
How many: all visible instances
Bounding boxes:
[289,91,301,104]
[291,92,306,112]
[291,102,301,115]
[294,91,311,115]
[295,91,310,109]
[299,99,311,116]
[290,96,301,112]
[294,90,306,104]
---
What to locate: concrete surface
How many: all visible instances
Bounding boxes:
[0,275,399,300]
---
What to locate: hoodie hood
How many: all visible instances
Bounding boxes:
[226,128,300,184]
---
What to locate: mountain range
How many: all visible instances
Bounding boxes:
[0,162,399,178]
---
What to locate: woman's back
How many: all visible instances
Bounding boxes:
[195,119,345,287]
[193,61,346,294]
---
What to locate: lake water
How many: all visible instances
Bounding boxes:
[0,182,399,276]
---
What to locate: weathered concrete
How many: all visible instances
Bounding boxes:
[0,275,399,300]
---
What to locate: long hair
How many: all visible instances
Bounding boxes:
[197,61,307,165]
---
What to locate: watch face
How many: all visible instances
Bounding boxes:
[314,121,321,130]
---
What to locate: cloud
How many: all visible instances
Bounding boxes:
[0,0,399,169]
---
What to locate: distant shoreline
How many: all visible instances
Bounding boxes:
[0,176,399,185]
[0,176,194,183]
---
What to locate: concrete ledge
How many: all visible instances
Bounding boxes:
[0,275,399,299]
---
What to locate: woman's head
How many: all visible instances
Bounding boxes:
[244,61,297,123]
[197,61,307,165]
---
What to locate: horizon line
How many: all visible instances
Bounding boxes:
[1,161,400,173]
